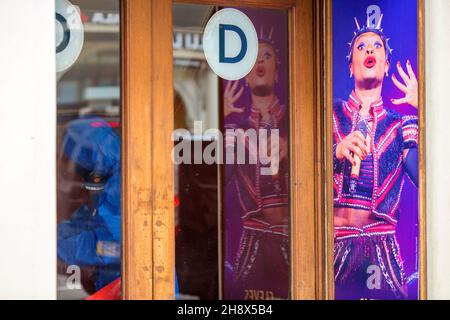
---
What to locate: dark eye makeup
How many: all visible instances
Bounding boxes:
[357,42,366,51]
[356,40,383,52]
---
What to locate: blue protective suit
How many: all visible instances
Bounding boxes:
[57,117,121,290]
[58,117,179,295]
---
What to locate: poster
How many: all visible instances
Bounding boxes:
[222,8,290,300]
[332,0,419,300]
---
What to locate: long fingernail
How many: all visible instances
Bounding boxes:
[397,61,400,67]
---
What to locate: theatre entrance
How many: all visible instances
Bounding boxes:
[121,0,324,300]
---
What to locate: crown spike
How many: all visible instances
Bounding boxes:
[268,26,274,39]
[376,14,384,29]
[348,10,392,64]
[354,17,361,31]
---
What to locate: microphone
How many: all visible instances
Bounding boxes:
[349,120,368,194]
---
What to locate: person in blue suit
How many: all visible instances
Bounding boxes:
[57,117,121,291]
[58,117,180,298]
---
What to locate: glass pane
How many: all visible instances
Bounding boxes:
[332,0,420,300]
[56,0,121,300]
[173,4,290,300]
[173,4,219,300]
[222,8,290,300]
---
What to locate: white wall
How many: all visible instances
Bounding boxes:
[426,0,450,300]
[0,0,56,299]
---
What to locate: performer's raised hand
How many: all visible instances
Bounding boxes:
[391,60,418,108]
[224,80,245,117]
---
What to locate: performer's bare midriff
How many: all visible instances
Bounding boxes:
[334,208,379,228]
[254,207,289,226]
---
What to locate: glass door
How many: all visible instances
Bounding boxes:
[121,0,320,300]
[56,0,121,300]
[172,4,291,300]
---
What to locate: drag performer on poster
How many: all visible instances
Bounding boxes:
[224,26,289,300]
[333,11,419,299]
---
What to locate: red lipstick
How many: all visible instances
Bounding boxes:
[256,65,266,77]
[364,56,377,69]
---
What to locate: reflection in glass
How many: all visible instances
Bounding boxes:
[173,5,290,300]
[173,4,219,300]
[56,0,121,300]
[222,9,290,300]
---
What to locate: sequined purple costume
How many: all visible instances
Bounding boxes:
[226,99,289,300]
[333,92,418,300]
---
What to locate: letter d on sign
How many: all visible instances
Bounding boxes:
[219,24,247,64]
[203,8,258,80]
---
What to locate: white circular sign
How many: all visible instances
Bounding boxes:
[203,9,258,80]
[56,0,84,72]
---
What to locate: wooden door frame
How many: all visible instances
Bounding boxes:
[121,0,175,300]
[121,0,323,300]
